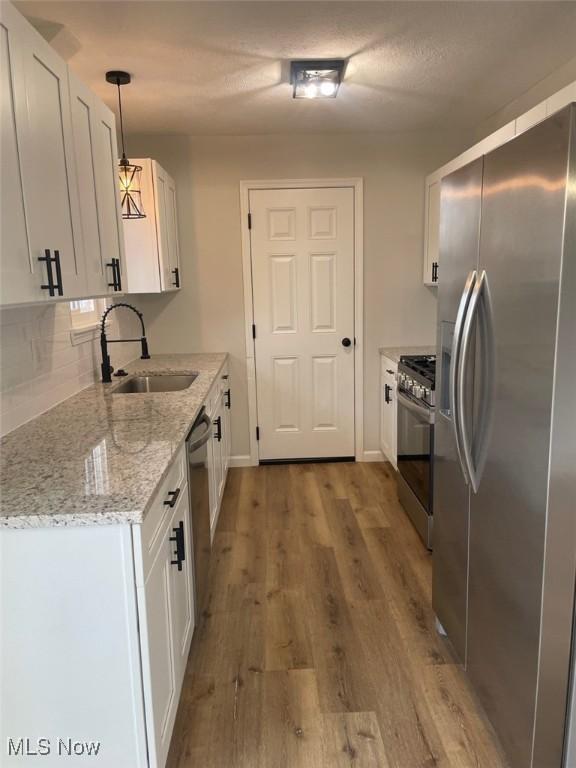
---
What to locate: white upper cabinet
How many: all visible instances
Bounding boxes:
[423,83,575,285]
[69,72,125,296]
[123,159,181,294]
[1,2,83,304]
[0,7,34,305]
[0,2,124,306]
[15,7,84,300]
[423,179,440,286]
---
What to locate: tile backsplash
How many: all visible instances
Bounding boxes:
[0,302,137,437]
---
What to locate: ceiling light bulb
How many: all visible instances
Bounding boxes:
[320,81,337,97]
[304,83,318,99]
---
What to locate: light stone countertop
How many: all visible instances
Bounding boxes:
[0,353,227,529]
[379,345,436,364]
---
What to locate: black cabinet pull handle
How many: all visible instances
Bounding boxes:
[107,258,122,291]
[114,258,122,291]
[432,262,439,282]
[224,388,231,409]
[172,267,180,288]
[38,249,64,296]
[341,337,352,347]
[53,249,64,296]
[39,249,56,296]
[386,369,395,375]
[169,520,185,571]
[385,383,392,404]
[163,487,181,508]
[107,260,117,289]
[214,415,222,442]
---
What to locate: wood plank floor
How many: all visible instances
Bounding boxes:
[167,462,509,768]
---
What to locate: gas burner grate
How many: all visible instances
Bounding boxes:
[399,355,436,387]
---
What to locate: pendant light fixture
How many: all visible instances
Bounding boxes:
[106,70,146,219]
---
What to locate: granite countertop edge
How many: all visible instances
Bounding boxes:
[0,353,228,530]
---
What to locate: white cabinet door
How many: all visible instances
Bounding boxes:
[213,399,225,506]
[153,162,172,292]
[207,398,224,538]
[165,173,180,289]
[222,376,231,476]
[140,520,178,768]
[123,158,161,293]
[18,9,84,299]
[0,5,37,306]
[69,73,124,298]
[423,178,440,286]
[206,423,218,539]
[380,357,398,468]
[92,96,125,292]
[168,485,195,685]
[123,158,182,294]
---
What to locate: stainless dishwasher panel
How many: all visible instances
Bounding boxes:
[186,408,212,622]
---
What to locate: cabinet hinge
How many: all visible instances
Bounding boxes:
[248,212,252,230]
[256,426,260,441]
[252,324,256,339]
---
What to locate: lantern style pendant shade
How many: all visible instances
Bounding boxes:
[118,154,145,219]
[106,70,146,220]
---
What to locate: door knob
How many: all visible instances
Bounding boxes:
[342,337,352,347]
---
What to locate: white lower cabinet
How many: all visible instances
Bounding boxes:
[206,365,231,540]
[0,368,232,768]
[380,355,398,468]
[135,464,194,768]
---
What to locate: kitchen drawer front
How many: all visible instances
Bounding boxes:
[204,364,229,417]
[135,444,187,585]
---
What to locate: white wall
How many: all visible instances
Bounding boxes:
[126,130,467,457]
[0,302,136,437]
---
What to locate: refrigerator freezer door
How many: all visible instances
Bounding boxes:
[432,158,482,663]
[467,108,573,768]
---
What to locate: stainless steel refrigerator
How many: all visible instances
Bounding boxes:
[433,104,576,768]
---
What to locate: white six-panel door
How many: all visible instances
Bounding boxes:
[250,187,355,460]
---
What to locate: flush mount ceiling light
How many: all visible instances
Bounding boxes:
[105,70,146,219]
[290,59,346,100]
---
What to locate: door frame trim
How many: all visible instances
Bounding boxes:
[239,177,364,466]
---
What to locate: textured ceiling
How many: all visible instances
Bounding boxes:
[15,1,576,135]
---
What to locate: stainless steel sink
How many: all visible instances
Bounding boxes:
[111,374,198,394]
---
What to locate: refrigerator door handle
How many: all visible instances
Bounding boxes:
[472,270,496,491]
[450,269,477,485]
[459,269,495,493]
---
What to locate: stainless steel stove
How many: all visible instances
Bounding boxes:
[396,354,436,549]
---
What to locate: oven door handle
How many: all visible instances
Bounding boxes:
[397,391,434,424]
[450,269,477,485]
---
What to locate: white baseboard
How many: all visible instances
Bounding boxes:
[229,455,254,468]
[359,449,385,463]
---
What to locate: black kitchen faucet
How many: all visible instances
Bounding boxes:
[100,302,150,383]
